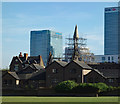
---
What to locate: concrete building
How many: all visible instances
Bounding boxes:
[104,6,120,55]
[94,55,119,63]
[30,30,63,66]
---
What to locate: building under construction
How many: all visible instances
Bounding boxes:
[65,25,95,63]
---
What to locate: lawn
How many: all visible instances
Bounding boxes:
[1,96,120,104]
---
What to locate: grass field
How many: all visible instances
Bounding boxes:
[1,96,120,104]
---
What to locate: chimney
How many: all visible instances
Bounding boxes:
[39,55,45,68]
[24,53,28,60]
[19,52,23,57]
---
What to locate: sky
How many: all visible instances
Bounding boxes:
[1,2,118,69]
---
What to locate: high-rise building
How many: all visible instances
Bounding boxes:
[104,6,120,55]
[30,30,63,65]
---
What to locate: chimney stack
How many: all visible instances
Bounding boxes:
[19,52,23,57]
[24,53,28,60]
[39,55,45,68]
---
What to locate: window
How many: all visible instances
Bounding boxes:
[15,59,18,62]
[52,79,58,83]
[16,80,19,85]
[112,57,114,60]
[108,57,110,60]
[70,69,76,74]
[3,80,7,84]
[108,79,114,83]
[8,80,12,84]
[52,69,58,73]
[14,64,19,71]
[102,57,105,61]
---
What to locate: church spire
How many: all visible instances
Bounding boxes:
[73,25,79,40]
[72,25,79,60]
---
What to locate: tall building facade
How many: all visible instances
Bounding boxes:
[104,7,120,55]
[30,30,63,65]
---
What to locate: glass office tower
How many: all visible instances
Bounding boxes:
[104,7,120,55]
[30,30,63,65]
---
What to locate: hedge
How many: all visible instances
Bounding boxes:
[55,80,119,94]
[55,80,78,93]
[73,83,99,93]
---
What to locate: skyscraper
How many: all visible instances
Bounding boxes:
[30,30,63,65]
[104,6,120,55]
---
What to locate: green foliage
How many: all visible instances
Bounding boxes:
[107,86,120,92]
[73,83,99,93]
[25,85,28,89]
[55,81,120,94]
[107,86,114,91]
[55,80,78,93]
[93,83,109,92]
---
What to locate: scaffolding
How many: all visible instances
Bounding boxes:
[65,35,95,63]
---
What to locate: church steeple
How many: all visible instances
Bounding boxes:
[72,25,79,60]
[73,25,79,40]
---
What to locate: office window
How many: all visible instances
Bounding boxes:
[112,57,114,60]
[108,57,110,60]
[102,57,105,61]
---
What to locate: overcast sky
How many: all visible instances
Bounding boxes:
[1,2,118,68]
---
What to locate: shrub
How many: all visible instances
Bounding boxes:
[55,80,78,93]
[94,83,109,92]
[55,81,112,94]
[73,83,99,93]
[107,86,114,91]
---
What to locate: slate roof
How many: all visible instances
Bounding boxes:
[11,54,45,68]
[73,60,92,70]
[33,64,44,70]
[97,68,120,78]
[93,69,106,78]
[8,71,19,79]
[18,74,32,80]
[18,69,46,80]
[56,61,68,67]
[29,70,46,80]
